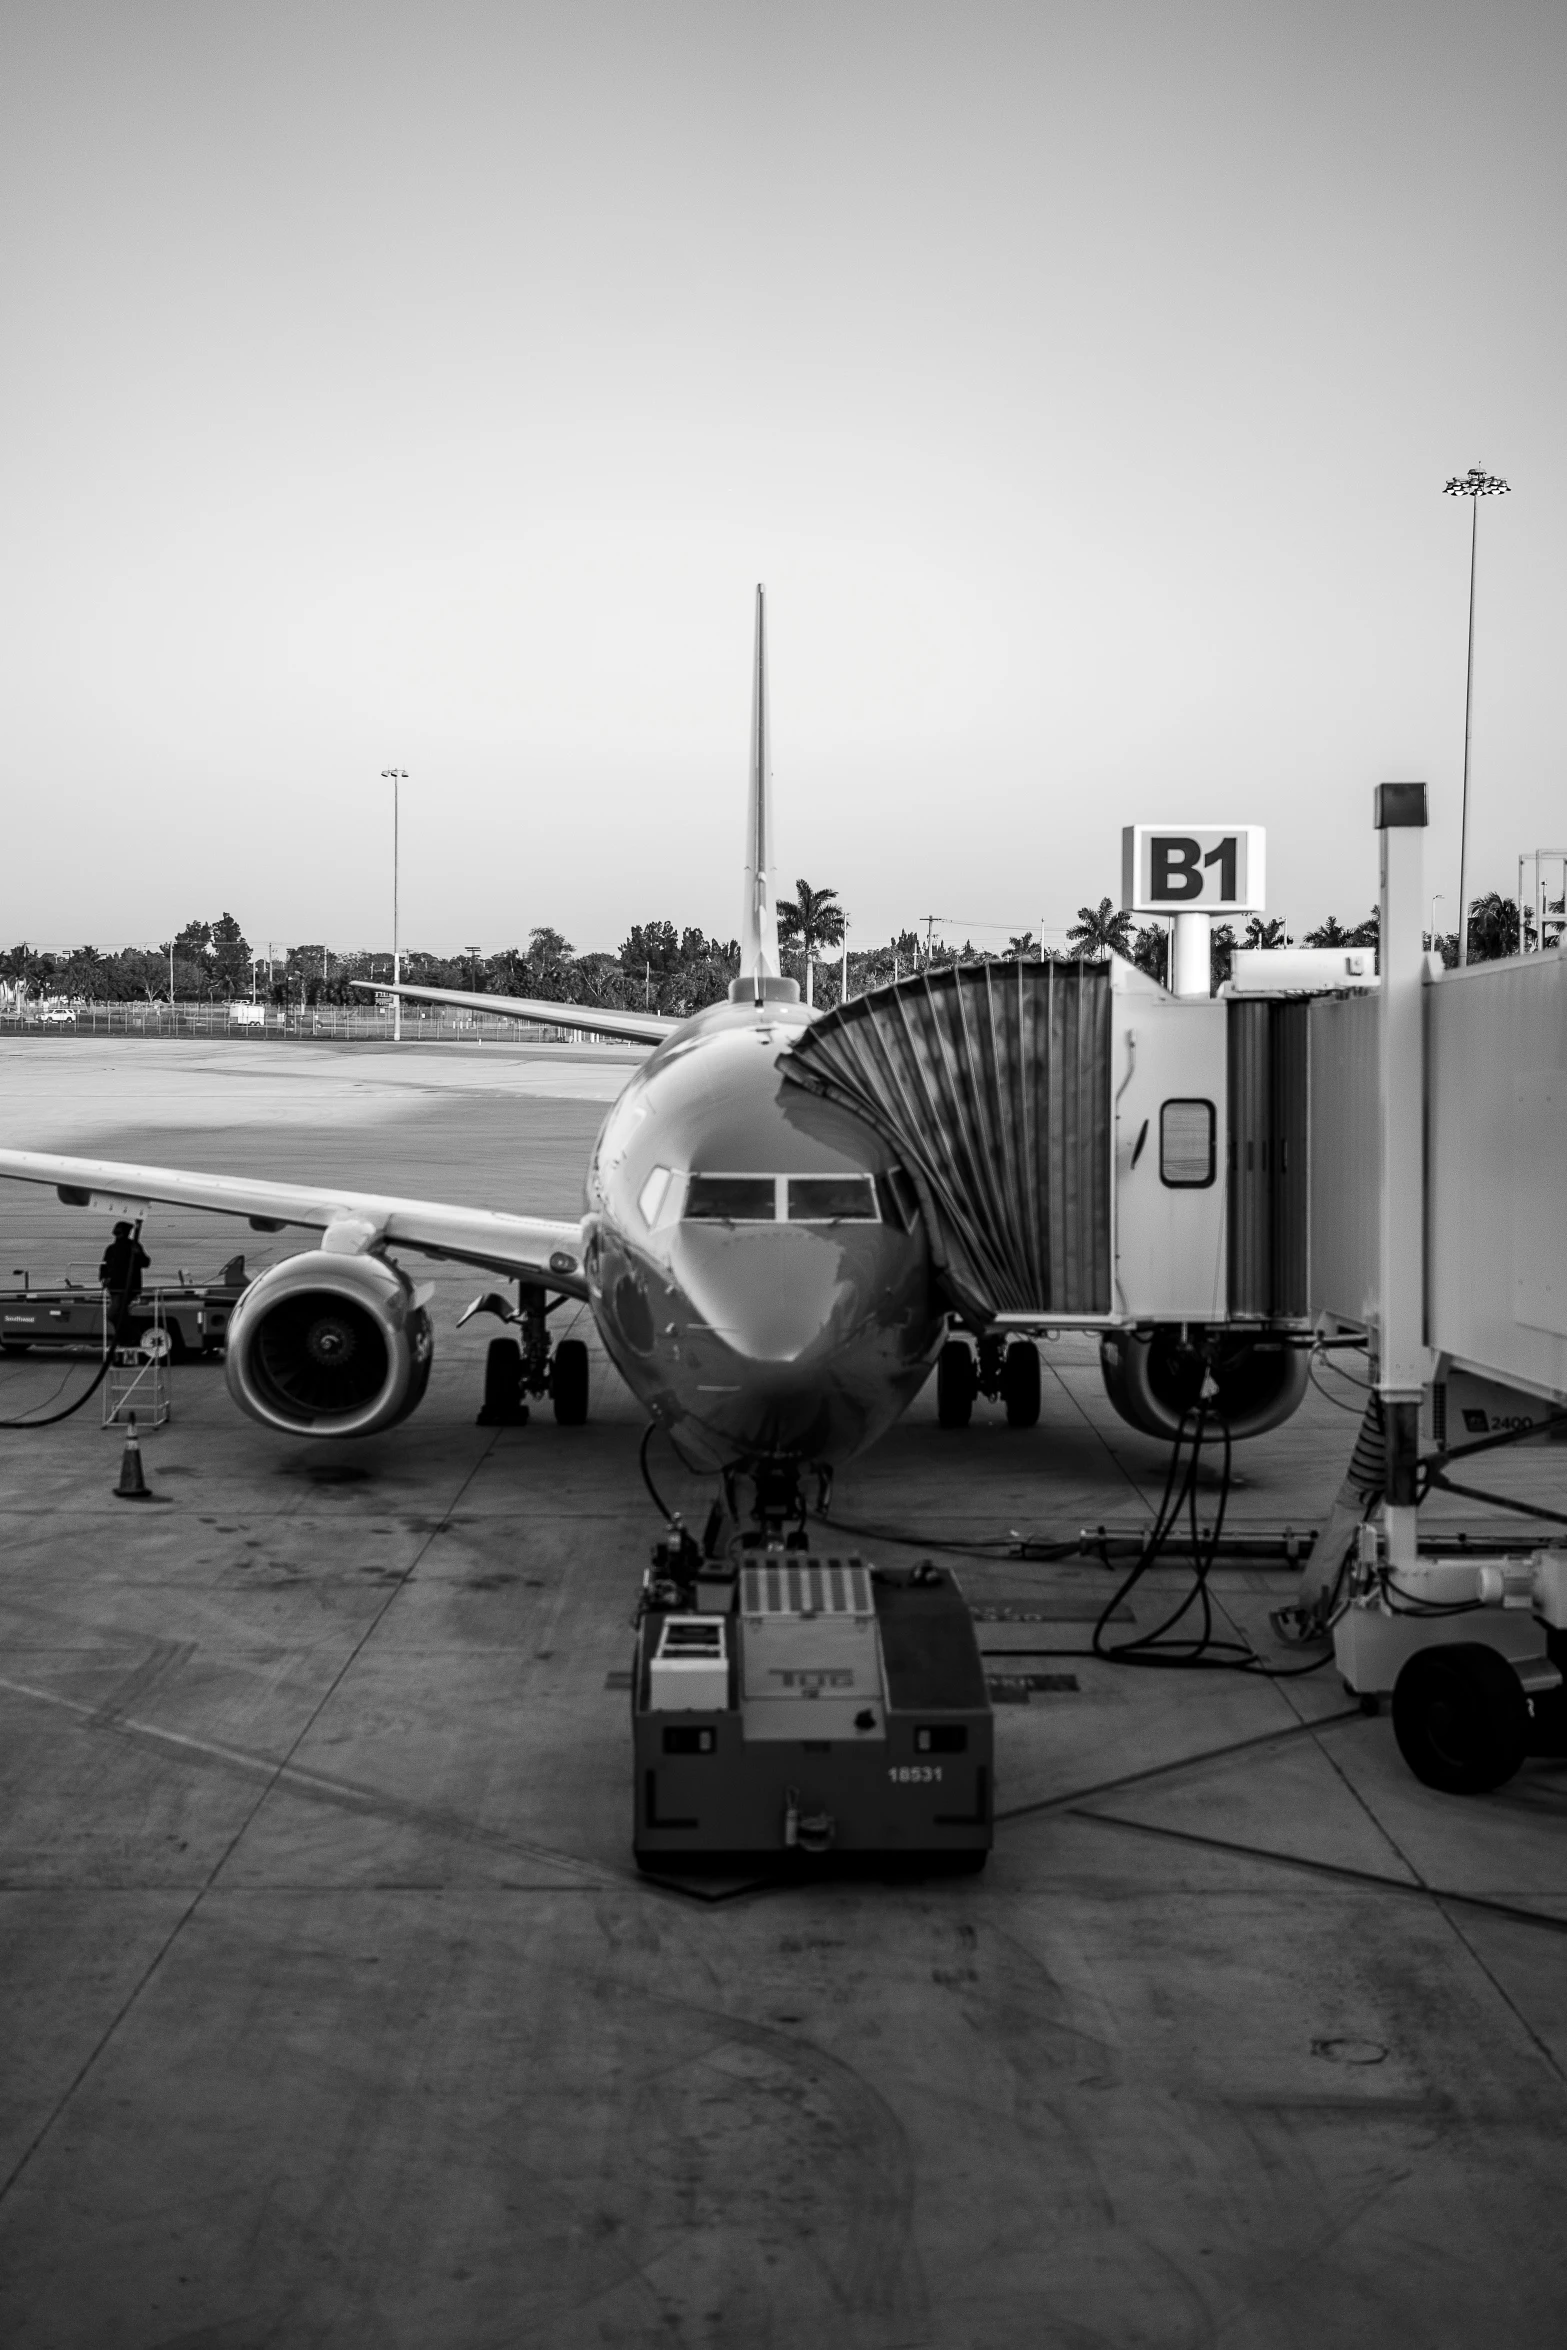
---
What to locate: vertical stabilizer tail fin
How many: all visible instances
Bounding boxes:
[735,584,788,1003]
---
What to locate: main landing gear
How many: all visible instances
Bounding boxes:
[936,1333,1040,1429]
[463,1282,589,1426]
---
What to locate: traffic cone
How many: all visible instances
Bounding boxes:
[114,1413,154,1502]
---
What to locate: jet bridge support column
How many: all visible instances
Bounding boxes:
[1374,782,1428,1564]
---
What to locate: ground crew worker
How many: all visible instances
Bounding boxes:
[99,1222,149,1307]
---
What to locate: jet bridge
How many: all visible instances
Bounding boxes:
[780,957,1115,1329]
[780,955,1311,1435]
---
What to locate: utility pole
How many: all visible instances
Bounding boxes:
[381,769,407,1039]
[1443,468,1509,966]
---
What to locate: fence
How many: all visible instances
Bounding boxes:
[0,1003,631,1047]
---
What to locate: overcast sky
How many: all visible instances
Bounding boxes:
[2,0,1562,959]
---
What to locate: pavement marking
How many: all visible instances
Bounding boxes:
[0,1671,614,1887]
[993,1706,1365,1822]
[1068,1807,1567,1940]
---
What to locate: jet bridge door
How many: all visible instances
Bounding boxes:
[780,961,1112,1325]
[1110,997,1229,1322]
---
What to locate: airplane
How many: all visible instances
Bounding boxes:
[0,588,948,1516]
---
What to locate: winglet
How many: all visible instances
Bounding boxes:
[732,585,798,1005]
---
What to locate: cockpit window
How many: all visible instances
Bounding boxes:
[683,1174,778,1222]
[637,1167,672,1227]
[786,1175,878,1223]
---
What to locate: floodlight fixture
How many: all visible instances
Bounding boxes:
[1443,467,1510,966]
[381,768,408,1039]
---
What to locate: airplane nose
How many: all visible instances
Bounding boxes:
[671,1228,864,1365]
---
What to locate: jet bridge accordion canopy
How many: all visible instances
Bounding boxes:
[781,961,1112,1324]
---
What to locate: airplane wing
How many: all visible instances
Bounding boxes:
[0,1149,592,1297]
[352,980,679,1047]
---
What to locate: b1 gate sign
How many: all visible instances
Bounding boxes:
[1121,825,1266,914]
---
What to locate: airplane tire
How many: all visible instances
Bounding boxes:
[1002,1340,1041,1428]
[478,1337,528,1426]
[936,1341,975,1429]
[552,1338,590,1426]
[1391,1643,1529,1794]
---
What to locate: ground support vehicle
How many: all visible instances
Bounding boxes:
[0,1262,250,1360]
[631,1544,993,1872]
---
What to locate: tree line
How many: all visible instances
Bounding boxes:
[1068,888,1544,987]
[0,884,1550,1010]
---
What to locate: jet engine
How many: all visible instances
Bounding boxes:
[1099,1325,1308,1442]
[224,1250,433,1437]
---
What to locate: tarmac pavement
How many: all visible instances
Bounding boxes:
[0,1039,1563,2347]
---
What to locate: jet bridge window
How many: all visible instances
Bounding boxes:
[786,1176,878,1223]
[1160,1098,1216,1189]
[683,1175,777,1222]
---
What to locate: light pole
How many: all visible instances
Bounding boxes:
[381,769,407,1040]
[1443,466,1509,966]
[1429,893,1446,953]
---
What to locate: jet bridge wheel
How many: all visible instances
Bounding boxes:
[1002,1340,1041,1427]
[551,1338,589,1425]
[936,1341,976,1429]
[1391,1643,1529,1794]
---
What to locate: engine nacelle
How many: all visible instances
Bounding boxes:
[1100,1326,1309,1442]
[224,1251,433,1437]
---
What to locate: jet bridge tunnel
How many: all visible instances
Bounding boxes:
[778,955,1360,1439]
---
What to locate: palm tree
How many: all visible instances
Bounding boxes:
[777,878,845,1007]
[1007,931,1035,960]
[1065,898,1134,961]
[1466,891,1521,962]
[1244,916,1289,949]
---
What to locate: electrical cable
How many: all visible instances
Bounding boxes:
[638,1422,678,1526]
[1088,1401,1336,1677]
[812,1510,1054,1561]
[1307,1344,1374,1413]
[1379,1574,1483,1617]
[642,1371,1426,1682]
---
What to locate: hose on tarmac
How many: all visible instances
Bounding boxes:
[0,1273,140,1430]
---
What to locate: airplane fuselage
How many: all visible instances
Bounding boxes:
[586,997,942,1468]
